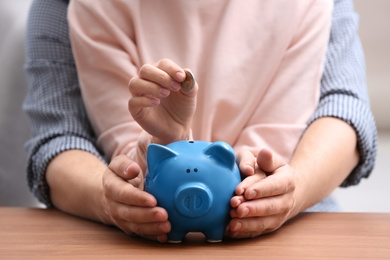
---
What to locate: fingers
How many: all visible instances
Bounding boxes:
[128,217,171,236]
[104,155,171,242]
[229,149,296,240]
[241,148,293,200]
[108,155,141,180]
[113,204,171,241]
[232,194,294,218]
[230,194,246,211]
[234,149,295,202]
[229,216,283,238]
[111,200,168,223]
[128,59,186,106]
[155,58,186,83]
[234,173,266,196]
[229,191,293,239]
[257,148,286,174]
[128,75,167,108]
[104,155,156,207]
[236,150,256,177]
[243,167,295,200]
[136,63,182,93]
[234,149,265,196]
[104,175,156,208]
[243,171,293,200]
[143,59,185,91]
[105,180,156,207]
[128,59,197,118]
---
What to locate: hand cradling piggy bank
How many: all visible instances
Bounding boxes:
[145,140,241,243]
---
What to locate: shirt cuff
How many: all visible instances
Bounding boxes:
[27,135,106,207]
[308,93,378,187]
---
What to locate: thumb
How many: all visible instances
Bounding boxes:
[256,148,286,174]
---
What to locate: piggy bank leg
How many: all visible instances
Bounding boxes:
[204,226,225,243]
[168,229,187,243]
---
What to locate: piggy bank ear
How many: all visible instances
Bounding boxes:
[147,143,178,177]
[203,141,236,170]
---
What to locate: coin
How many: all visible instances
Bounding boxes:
[180,70,195,92]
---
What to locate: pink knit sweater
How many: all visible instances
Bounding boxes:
[68,0,332,164]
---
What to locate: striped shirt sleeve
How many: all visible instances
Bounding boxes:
[23,0,106,207]
[308,0,377,187]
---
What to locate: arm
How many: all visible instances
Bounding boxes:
[230,117,358,238]
[45,150,108,222]
[45,150,171,243]
[290,117,359,214]
[229,0,377,238]
[308,0,377,186]
[23,0,104,206]
[24,0,170,242]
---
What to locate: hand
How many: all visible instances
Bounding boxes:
[229,149,296,239]
[128,58,198,145]
[102,155,171,242]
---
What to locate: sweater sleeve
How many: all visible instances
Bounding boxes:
[23,0,106,207]
[308,0,378,187]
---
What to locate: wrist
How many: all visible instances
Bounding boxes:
[46,150,112,224]
[287,117,360,217]
[96,177,115,225]
[286,164,306,219]
[151,128,193,145]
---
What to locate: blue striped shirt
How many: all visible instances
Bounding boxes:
[23,0,377,209]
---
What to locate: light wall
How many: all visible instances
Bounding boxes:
[354,0,390,131]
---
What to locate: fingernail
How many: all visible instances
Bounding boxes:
[157,234,168,243]
[123,163,135,176]
[235,187,244,196]
[244,163,255,175]
[247,191,256,200]
[232,198,243,208]
[150,98,160,106]
[241,207,249,217]
[170,81,181,91]
[232,221,242,231]
[123,165,130,176]
[145,199,155,208]
[159,222,171,233]
[154,211,164,221]
[159,87,170,96]
[176,71,185,81]
[230,208,238,218]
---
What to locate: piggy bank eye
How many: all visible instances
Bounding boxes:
[194,168,198,173]
[186,169,191,173]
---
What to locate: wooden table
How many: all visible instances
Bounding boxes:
[0,208,389,259]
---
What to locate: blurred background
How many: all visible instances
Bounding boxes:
[0,0,389,210]
[332,0,390,212]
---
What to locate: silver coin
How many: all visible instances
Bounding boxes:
[180,70,195,92]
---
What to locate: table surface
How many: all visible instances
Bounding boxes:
[1,208,389,259]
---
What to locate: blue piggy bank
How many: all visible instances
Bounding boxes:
[145,140,241,243]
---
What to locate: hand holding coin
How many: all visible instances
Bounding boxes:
[180,70,195,92]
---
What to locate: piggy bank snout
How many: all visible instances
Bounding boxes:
[174,183,213,218]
